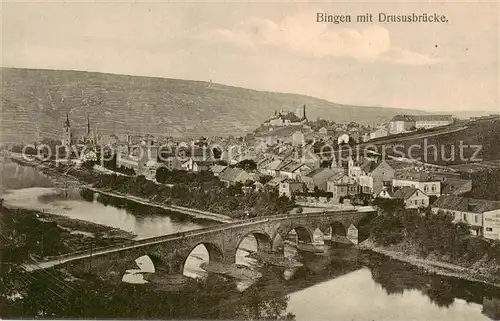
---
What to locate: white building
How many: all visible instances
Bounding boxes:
[393,169,441,197]
[370,128,389,140]
[393,187,429,209]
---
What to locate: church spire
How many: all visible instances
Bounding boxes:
[87,113,91,135]
[64,113,70,127]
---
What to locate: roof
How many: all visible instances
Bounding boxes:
[414,115,453,122]
[210,165,227,174]
[391,114,452,122]
[267,176,287,187]
[391,115,416,122]
[328,173,355,185]
[393,187,425,200]
[218,167,248,182]
[255,125,307,138]
[360,160,379,173]
[305,167,330,177]
[282,179,304,186]
[263,159,283,171]
[378,188,394,198]
[432,195,500,214]
[194,160,217,166]
[441,178,472,195]
[278,160,306,173]
[256,157,272,167]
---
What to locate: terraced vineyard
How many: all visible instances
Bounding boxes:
[1,67,427,142]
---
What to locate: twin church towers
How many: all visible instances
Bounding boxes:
[62,113,99,146]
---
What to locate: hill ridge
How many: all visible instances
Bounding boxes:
[1,67,428,142]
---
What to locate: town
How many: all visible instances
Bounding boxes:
[6,107,500,237]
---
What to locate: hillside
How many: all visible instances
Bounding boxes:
[1,67,429,142]
[366,118,500,165]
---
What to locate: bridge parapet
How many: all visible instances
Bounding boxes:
[28,209,376,274]
[39,210,364,262]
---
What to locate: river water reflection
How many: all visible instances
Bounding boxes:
[1,159,216,239]
[3,158,500,320]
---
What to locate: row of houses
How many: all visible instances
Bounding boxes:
[432,195,500,240]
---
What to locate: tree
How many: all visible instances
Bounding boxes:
[82,160,97,170]
[155,167,170,184]
[259,175,273,185]
[235,159,257,171]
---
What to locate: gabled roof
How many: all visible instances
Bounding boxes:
[328,173,355,185]
[432,195,500,214]
[256,157,272,167]
[305,167,330,178]
[360,160,379,173]
[391,115,416,122]
[393,187,425,200]
[378,188,394,198]
[441,178,472,195]
[210,165,227,174]
[262,159,283,171]
[279,161,308,173]
[219,167,248,182]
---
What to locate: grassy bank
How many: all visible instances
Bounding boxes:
[0,202,135,263]
[360,238,500,288]
[364,200,500,287]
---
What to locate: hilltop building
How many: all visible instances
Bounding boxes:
[62,113,100,146]
[264,105,308,127]
[388,115,453,134]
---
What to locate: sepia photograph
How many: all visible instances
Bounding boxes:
[1,0,499,320]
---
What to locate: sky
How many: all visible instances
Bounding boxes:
[2,0,499,112]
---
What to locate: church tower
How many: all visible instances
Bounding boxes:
[62,113,71,146]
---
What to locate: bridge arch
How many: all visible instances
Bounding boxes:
[329,221,347,237]
[234,231,273,265]
[237,231,273,253]
[273,224,314,253]
[181,242,224,277]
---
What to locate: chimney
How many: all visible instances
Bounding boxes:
[303,104,306,120]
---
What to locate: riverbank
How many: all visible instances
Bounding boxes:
[7,154,234,223]
[84,186,234,223]
[359,238,500,289]
[0,203,135,260]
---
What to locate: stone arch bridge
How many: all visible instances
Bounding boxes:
[26,210,375,275]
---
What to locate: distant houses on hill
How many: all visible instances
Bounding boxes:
[388,114,453,134]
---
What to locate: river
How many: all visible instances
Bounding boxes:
[2,158,500,320]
